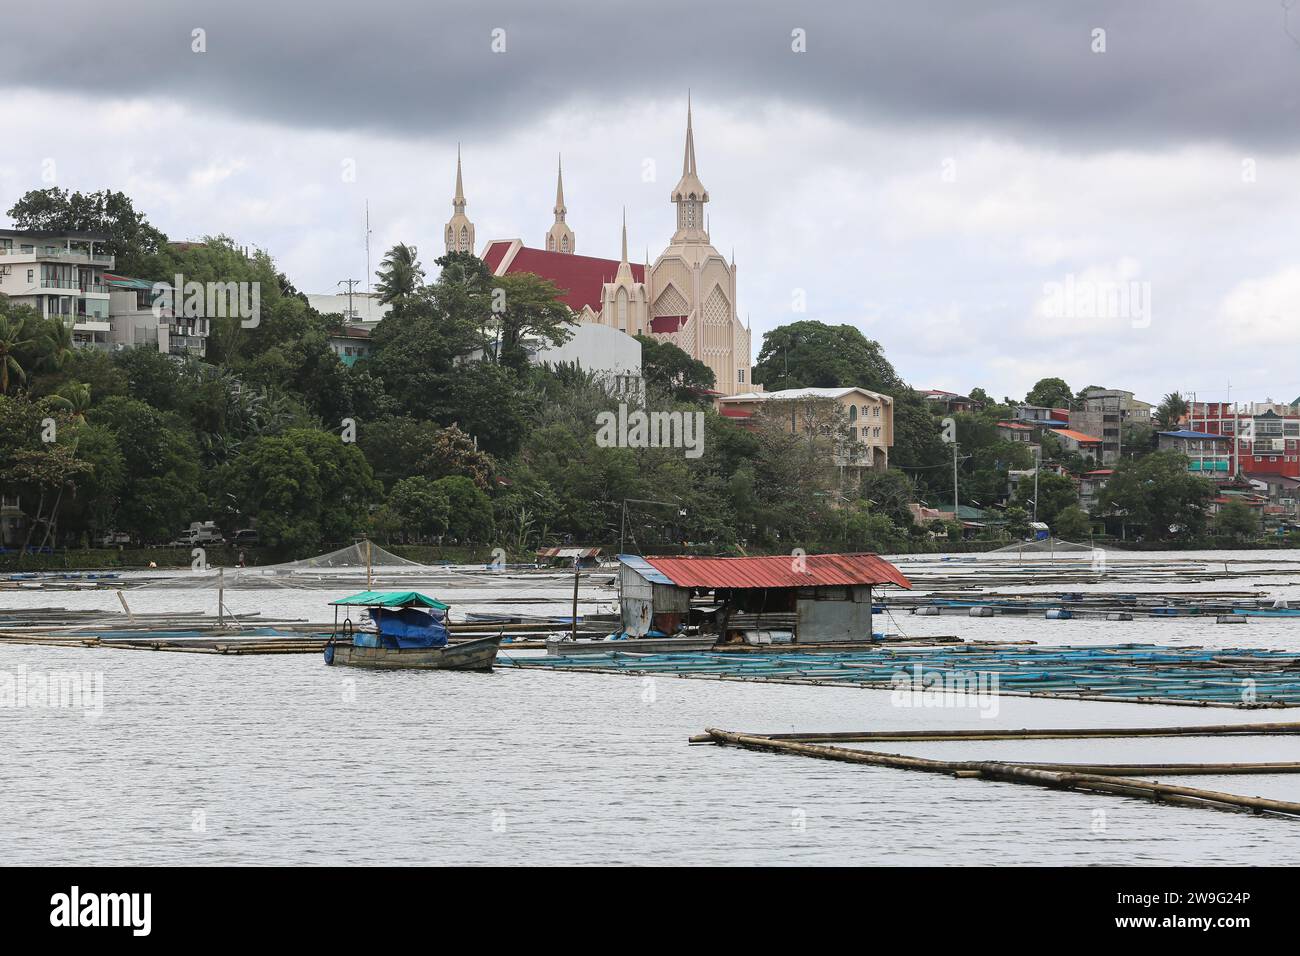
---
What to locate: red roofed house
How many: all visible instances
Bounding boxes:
[1052,428,1104,461]
[448,102,753,395]
[618,552,911,644]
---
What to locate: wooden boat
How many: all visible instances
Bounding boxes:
[326,634,501,670]
[323,589,500,672]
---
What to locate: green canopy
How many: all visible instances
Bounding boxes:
[329,590,449,610]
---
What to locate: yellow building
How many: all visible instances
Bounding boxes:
[717,387,895,472]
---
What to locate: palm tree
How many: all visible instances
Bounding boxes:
[0,314,36,394]
[40,318,75,372]
[374,243,425,308]
[1154,391,1188,429]
[47,381,92,421]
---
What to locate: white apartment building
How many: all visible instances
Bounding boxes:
[0,229,114,348]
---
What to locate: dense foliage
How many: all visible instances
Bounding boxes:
[1,190,1250,557]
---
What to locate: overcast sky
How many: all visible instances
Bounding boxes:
[3,0,1300,404]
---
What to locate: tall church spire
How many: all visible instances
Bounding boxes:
[614,207,633,283]
[445,144,475,254]
[671,96,709,242]
[546,153,576,254]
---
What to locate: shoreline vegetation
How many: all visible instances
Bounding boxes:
[1,539,1297,573]
[0,191,1291,562]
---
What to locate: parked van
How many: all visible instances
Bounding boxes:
[171,521,225,546]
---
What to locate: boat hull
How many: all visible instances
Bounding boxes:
[326,635,501,671]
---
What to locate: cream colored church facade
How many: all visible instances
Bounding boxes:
[446,104,753,396]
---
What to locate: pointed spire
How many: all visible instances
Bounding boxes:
[620,207,628,264]
[683,91,697,176]
[554,154,566,216]
[454,143,466,207]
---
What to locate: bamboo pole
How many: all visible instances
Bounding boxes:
[703,728,1300,819]
[727,721,1300,743]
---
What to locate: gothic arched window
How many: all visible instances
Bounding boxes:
[460,226,468,249]
[562,235,569,253]
[616,289,628,331]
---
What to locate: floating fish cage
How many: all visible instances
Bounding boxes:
[498,642,1300,707]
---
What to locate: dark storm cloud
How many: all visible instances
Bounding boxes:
[8,0,1300,147]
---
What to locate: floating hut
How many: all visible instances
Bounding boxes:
[617,553,912,644]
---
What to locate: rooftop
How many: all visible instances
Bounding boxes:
[721,387,892,404]
[482,239,646,313]
[621,552,911,590]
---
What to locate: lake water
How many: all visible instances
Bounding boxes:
[4,549,1300,865]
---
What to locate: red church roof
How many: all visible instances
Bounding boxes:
[481,240,645,313]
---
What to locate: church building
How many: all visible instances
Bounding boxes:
[447,103,753,396]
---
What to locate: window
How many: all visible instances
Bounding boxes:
[738,369,745,383]
[27,269,34,283]
[561,235,569,253]
[848,405,857,422]
[616,289,628,331]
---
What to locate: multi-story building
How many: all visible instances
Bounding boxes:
[1070,389,1154,466]
[1078,469,1113,512]
[1156,430,1232,475]
[718,386,894,472]
[105,276,209,358]
[0,229,114,348]
[923,389,983,414]
[1185,401,1300,480]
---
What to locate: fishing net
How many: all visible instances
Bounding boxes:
[981,537,1111,562]
[126,541,436,591]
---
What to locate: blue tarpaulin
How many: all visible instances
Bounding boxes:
[360,606,449,649]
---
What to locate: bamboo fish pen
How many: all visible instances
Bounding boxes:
[700,726,1300,820]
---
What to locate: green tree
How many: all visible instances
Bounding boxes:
[7,188,167,277]
[1004,505,1032,540]
[636,335,716,401]
[1215,499,1259,542]
[752,321,902,393]
[488,273,575,372]
[1015,471,1078,527]
[1052,505,1091,541]
[88,397,202,543]
[385,476,451,540]
[432,476,493,542]
[226,429,380,555]
[1098,451,1214,541]
[1025,377,1073,409]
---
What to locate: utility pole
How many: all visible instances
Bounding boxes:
[952,442,960,523]
[337,278,361,322]
[1033,458,1040,523]
[364,201,372,296]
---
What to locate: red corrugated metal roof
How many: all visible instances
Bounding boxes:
[641,553,912,590]
[487,243,646,312]
[1055,428,1102,444]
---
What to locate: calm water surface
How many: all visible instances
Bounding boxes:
[4,549,1300,865]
